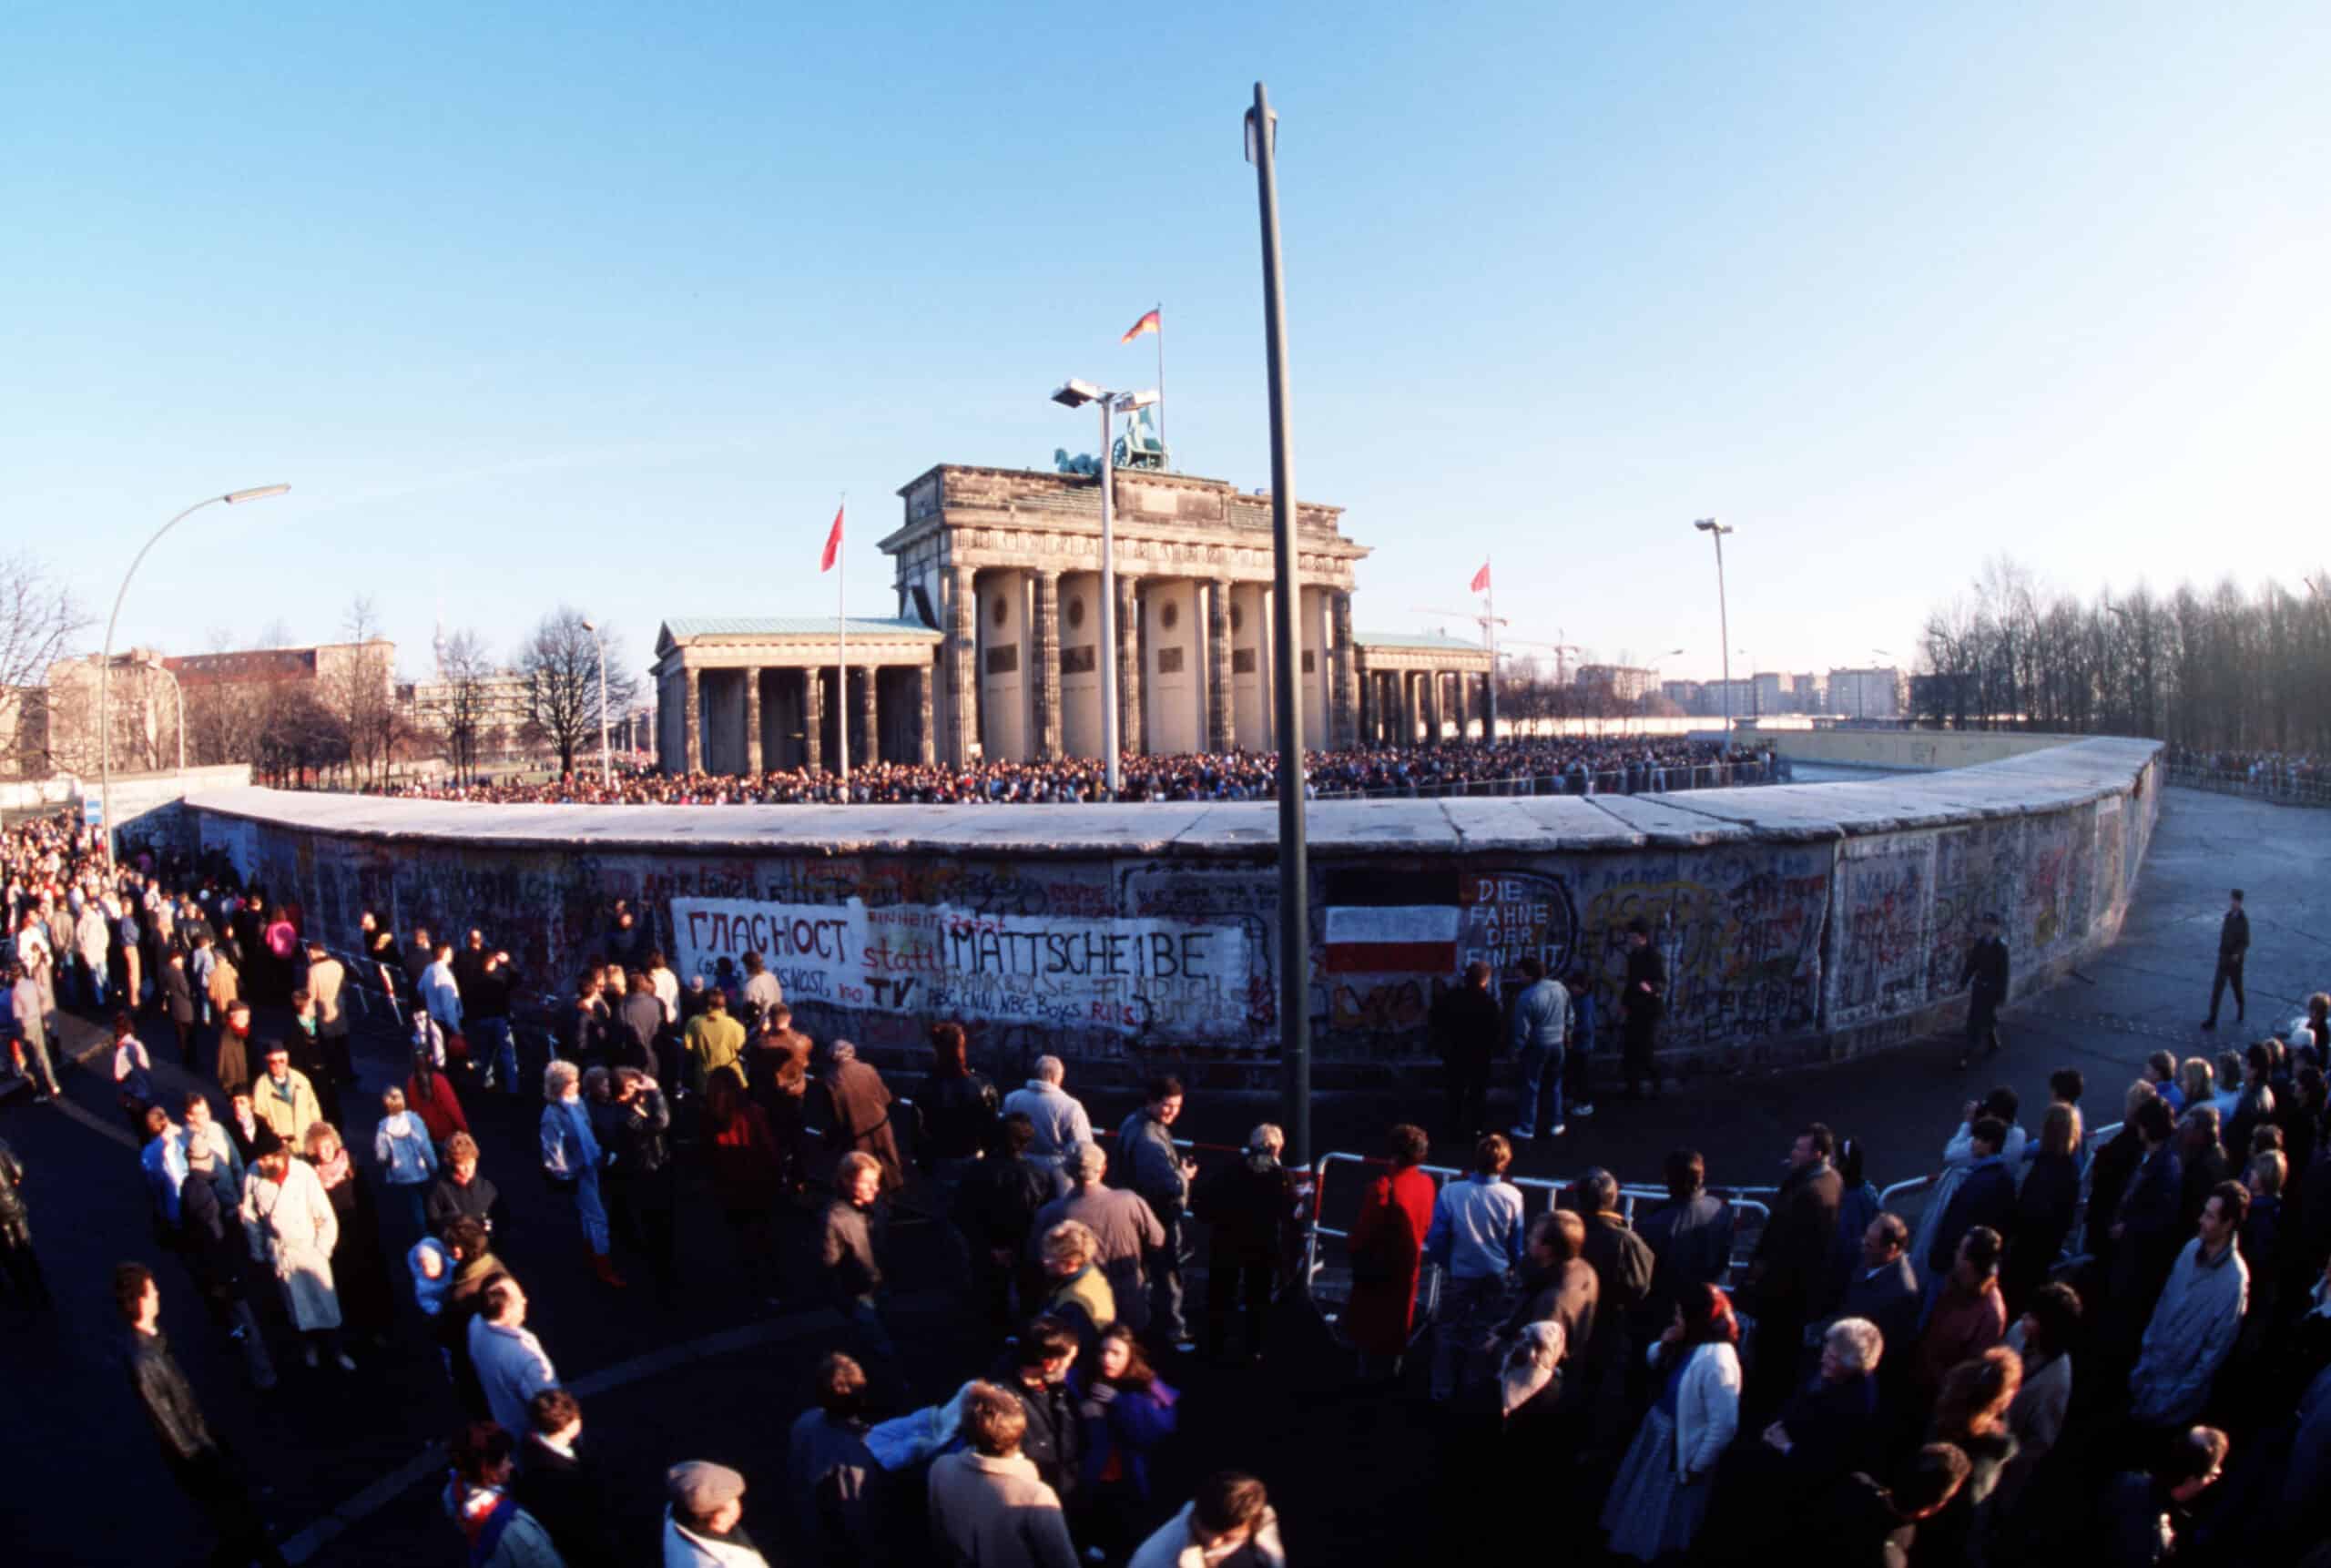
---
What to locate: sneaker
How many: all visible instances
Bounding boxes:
[1507,1125,1537,1141]
[1548,1124,1567,1137]
[1572,1104,1595,1119]
[334,1352,357,1372]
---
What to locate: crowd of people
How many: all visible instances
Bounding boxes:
[10,805,2331,1565]
[353,738,1782,807]
[2166,746,2331,799]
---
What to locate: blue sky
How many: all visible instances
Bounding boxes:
[5,2,2326,691]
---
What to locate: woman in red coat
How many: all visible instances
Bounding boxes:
[1344,1123,1438,1381]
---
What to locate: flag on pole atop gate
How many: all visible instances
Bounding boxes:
[1470,561,1491,595]
[819,504,844,573]
[1120,308,1161,343]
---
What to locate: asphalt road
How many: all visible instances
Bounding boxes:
[0,783,2322,1565]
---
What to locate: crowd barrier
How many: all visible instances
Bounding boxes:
[2166,764,2331,809]
[1313,760,1781,802]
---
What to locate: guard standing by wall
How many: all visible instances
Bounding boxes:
[1619,920,1666,1100]
[1958,912,2010,1070]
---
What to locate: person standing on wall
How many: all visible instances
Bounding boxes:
[2201,889,2248,1032]
[1619,920,1667,1101]
[1958,913,2010,1071]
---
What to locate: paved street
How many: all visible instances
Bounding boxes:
[1,783,2323,1564]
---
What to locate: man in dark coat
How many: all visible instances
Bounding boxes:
[1829,1214,1921,1377]
[1431,961,1504,1141]
[1925,1117,2018,1275]
[953,1113,1067,1344]
[1618,920,1667,1098]
[160,951,198,1068]
[1741,1123,1846,1419]
[1573,1167,1654,1456]
[514,1388,616,1568]
[998,1317,1085,1509]
[2104,1096,2184,1359]
[2202,889,2248,1030]
[117,1264,286,1567]
[1637,1148,1735,1325]
[0,1136,48,1307]
[1957,913,2010,1069]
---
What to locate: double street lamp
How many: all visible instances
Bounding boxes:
[1050,381,1158,800]
[100,484,289,860]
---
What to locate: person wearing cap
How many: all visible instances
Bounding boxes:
[664,1459,770,1566]
[239,1124,351,1370]
[250,1041,321,1149]
[1958,912,2010,1070]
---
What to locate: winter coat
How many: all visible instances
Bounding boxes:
[783,1409,883,1568]
[1126,1502,1286,1568]
[926,1450,1077,1568]
[514,1439,616,1568]
[251,1068,322,1148]
[375,1111,439,1186]
[821,1057,904,1191]
[1746,1160,1844,1320]
[241,1157,341,1331]
[161,964,196,1025]
[819,1199,881,1303]
[127,1328,218,1466]
[428,1171,502,1237]
[1342,1165,1437,1356]
[444,1481,570,1568]
[2129,1237,2249,1425]
[1119,1108,1190,1216]
[663,1508,773,1567]
[538,1098,601,1184]
[308,955,348,1036]
[1032,1186,1164,1325]
[1659,1339,1743,1479]
[915,1071,1001,1163]
[1193,1152,1297,1268]
[408,1067,471,1144]
[1927,1155,2018,1275]
[1073,1370,1177,1500]
[1640,1191,1736,1322]
[469,1315,560,1440]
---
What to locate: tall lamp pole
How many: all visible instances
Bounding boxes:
[1693,519,1735,736]
[1247,82,1310,1175]
[1053,381,1158,799]
[100,484,289,860]
[580,618,611,787]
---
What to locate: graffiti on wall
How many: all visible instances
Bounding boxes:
[669,895,1255,1039]
[1827,834,1934,1029]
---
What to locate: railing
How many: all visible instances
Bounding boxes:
[1312,760,1786,802]
[2165,765,2331,809]
[1299,1149,1774,1302]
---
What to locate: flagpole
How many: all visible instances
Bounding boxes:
[837,494,848,799]
[1155,301,1166,463]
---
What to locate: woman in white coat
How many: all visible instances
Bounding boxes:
[240,1126,351,1369]
[1600,1280,1741,1562]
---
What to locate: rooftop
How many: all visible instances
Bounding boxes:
[659,616,942,645]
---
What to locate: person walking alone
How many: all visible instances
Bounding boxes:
[2202,888,2248,1031]
[1619,920,1667,1100]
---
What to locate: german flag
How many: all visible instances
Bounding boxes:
[1120,308,1161,344]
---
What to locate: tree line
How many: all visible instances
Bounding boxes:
[1914,557,2331,753]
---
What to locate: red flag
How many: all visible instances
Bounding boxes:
[819,504,844,573]
[1470,561,1491,595]
[1120,308,1161,344]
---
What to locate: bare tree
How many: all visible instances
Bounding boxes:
[0,550,93,776]
[438,627,493,783]
[324,596,402,787]
[518,606,637,775]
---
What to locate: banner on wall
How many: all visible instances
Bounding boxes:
[668,896,1253,1037]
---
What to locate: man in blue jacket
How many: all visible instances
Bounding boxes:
[1509,955,1570,1141]
[1925,1117,2018,1277]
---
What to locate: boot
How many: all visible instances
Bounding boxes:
[592,1252,628,1288]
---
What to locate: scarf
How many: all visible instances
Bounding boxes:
[453,1481,516,1567]
[315,1146,353,1189]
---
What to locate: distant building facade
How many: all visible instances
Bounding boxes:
[1574,664,1658,703]
[1828,666,1903,720]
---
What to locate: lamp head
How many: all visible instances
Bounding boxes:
[1112,389,1159,412]
[1693,517,1731,535]
[1051,380,1104,409]
[225,484,290,504]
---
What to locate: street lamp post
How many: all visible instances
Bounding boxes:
[100,484,289,860]
[1693,519,1735,736]
[1052,382,1159,799]
[580,618,611,788]
[1247,81,1311,1175]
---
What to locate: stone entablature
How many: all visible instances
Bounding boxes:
[651,618,942,777]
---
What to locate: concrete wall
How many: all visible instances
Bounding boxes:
[185,738,2160,1089]
[3,765,252,839]
[1761,728,2076,771]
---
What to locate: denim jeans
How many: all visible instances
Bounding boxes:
[1517,1044,1565,1134]
[1430,1272,1508,1401]
[473,1017,518,1094]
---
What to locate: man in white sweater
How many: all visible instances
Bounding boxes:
[1000,1057,1093,1171]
